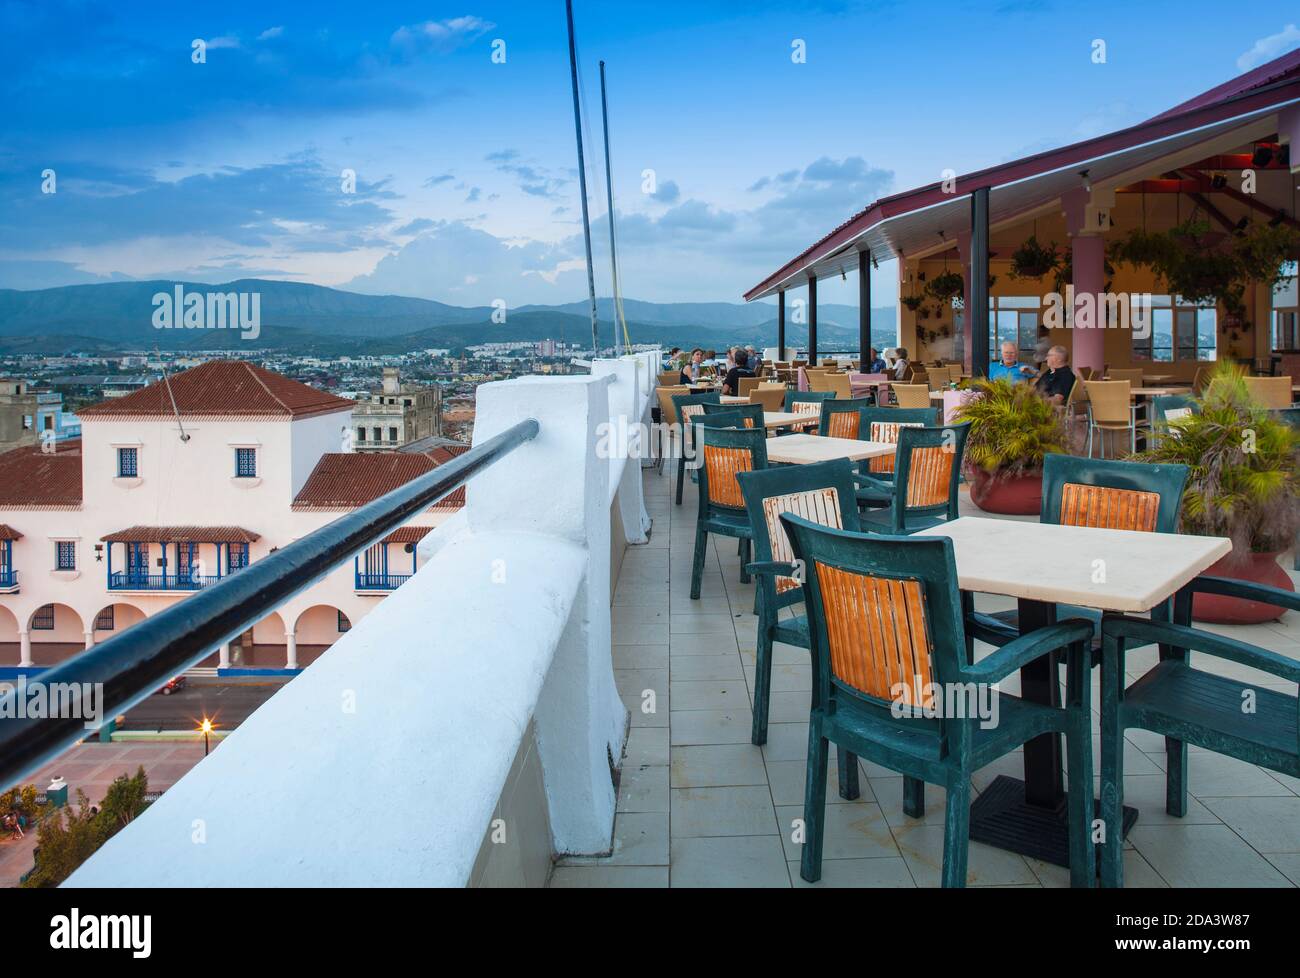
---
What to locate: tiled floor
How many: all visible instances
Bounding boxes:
[550,463,1300,888]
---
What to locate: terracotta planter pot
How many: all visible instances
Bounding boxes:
[1192,550,1295,625]
[969,468,1042,516]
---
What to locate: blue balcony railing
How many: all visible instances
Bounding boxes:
[0,568,17,589]
[354,572,413,591]
[108,571,221,591]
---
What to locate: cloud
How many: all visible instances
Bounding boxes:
[650,179,680,204]
[204,35,241,50]
[485,150,569,199]
[343,221,587,305]
[257,26,284,41]
[394,218,436,235]
[391,16,495,58]
[1237,24,1300,71]
[423,173,455,187]
[465,187,482,202]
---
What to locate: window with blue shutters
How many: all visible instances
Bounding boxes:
[31,604,54,630]
[117,447,138,477]
[228,543,249,571]
[235,448,257,478]
[56,541,76,570]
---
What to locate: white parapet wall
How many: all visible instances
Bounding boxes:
[67,374,629,886]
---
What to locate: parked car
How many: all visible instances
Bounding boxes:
[157,676,187,696]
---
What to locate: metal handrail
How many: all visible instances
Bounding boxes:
[0,418,540,790]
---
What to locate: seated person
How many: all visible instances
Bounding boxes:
[722,348,756,396]
[988,341,1034,383]
[891,347,910,380]
[1034,345,1076,405]
[678,348,705,385]
[866,347,887,374]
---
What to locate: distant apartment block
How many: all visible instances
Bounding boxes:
[0,360,463,675]
[351,367,442,451]
[0,378,38,454]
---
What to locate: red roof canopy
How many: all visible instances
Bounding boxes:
[744,48,1300,301]
[0,440,82,507]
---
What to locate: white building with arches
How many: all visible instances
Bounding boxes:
[0,360,459,677]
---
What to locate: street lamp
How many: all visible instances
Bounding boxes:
[199,717,214,756]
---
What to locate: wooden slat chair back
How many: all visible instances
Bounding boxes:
[859,406,940,474]
[658,369,680,387]
[738,376,763,399]
[827,373,853,399]
[701,400,762,430]
[892,383,931,409]
[687,418,768,601]
[779,514,1096,887]
[859,423,970,534]
[784,390,834,432]
[806,368,834,393]
[817,397,872,440]
[669,390,721,505]
[737,459,862,747]
[656,385,688,425]
[1085,380,1131,422]
[1242,375,1293,410]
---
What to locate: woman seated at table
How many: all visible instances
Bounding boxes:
[721,348,756,396]
[679,348,705,385]
[891,347,911,380]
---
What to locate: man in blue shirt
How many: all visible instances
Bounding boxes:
[865,347,887,374]
[988,341,1034,383]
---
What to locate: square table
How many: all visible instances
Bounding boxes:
[761,410,807,430]
[917,517,1231,866]
[764,433,895,465]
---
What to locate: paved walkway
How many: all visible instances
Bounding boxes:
[551,464,1300,888]
[1,743,206,886]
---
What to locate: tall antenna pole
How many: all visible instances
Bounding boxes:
[599,60,623,355]
[566,0,600,356]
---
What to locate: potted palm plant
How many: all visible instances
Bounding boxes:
[1131,364,1299,623]
[954,378,1071,514]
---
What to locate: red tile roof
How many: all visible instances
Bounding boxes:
[0,524,23,540]
[382,526,435,545]
[292,451,465,510]
[79,360,354,420]
[0,440,83,508]
[101,526,261,543]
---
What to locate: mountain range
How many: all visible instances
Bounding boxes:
[0,279,897,355]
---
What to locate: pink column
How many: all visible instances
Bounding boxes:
[1062,187,1106,376]
[956,231,972,374]
[1071,234,1106,375]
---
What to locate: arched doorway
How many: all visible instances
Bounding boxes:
[292,605,353,670]
[26,603,85,667]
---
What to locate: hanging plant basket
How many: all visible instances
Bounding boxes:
[1009,236,1061,279]
[925,270,964,303]
[901,294,925,311]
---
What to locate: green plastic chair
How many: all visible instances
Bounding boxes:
[783,390,834,433]
[734,458,878,801]
[853,406,942,506]
[966,453,1190,649]
[781,514,1097,887]
[855,423,970,534]
[1098,577,1300,887]
[735,459,861,744]
[1150,394,1198,445]
[816,397,873,440]
[670,391,721,505]
[1276,408,1300,568]
[689,417,768,600]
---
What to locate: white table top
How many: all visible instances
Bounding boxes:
[762,411,806,429]
[720,395,748,404]
[766,434,896,465]
[917,517,1231,613]
[1130,386,1192,397]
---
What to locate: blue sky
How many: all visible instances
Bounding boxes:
[1,0,1296,307]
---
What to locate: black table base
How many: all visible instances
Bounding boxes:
[970,774,1139,868]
